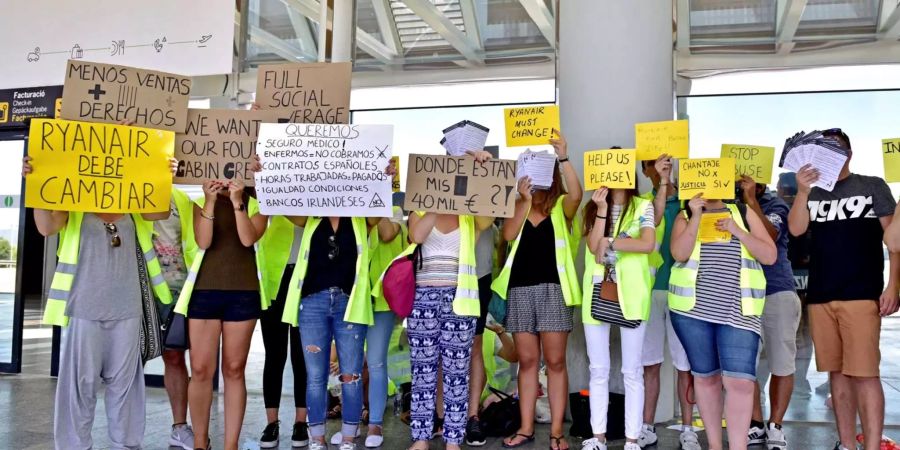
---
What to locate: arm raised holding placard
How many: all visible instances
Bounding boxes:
[549,129,583,219]
[23,156,69,237]
[788,164,819,237]
[228,180,268,247]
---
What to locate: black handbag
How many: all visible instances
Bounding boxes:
[136,244,163,363]
[480,387,521,437]
[162,305,189,350]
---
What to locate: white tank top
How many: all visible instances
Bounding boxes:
[417,227,460,287]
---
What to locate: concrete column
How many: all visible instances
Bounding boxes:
[559,0,677,423]
[331,0,355,62]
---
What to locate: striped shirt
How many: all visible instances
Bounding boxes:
[672,236,762,335]
[417,227,459,287]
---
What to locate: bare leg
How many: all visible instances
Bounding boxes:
[768,374,794,425]
[723,376,755,450]
[642,363,661,425]
[221,320,256,450]
[677,370,694,426]
[541,331,570,449]
[504,332,540,447]
[468,334,486,418]
[854,376,885,450]
[163,349,190,425]
[188,319,222,449]
[831,372,859,450]
[693,374,724,450]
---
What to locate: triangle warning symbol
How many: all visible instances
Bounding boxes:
[369,193,386,209]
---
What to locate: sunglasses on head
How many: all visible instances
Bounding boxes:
[824,127,849,142]
[104,222,121,248]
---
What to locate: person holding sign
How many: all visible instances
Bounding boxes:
[668,193,776,450]
[278,163,400,450]
[788,130,899,450]
[374,150,495,450]
[23,153,177,450]
[174,179,269,450]
[578,173,656,450]
[492,131,583,450]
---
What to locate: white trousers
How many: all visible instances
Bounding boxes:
[584,322,647,440]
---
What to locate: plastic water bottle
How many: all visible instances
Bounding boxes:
[393,391,403,416]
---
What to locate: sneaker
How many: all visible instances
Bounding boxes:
[581,437,607,450]
[339,442,358,450]
[624,443,642,450]
[292,421,309,447]
[748,423,767,445]
[169,423,195,450]
[679,428,701,450]
[637,424,658,447]
[364,433,384,448]
[309,440,327,450]
[332,430,361,445]
[832,442,852,450]
[260,421,280,449]
[465,417,487,447]
[766,423,787,450]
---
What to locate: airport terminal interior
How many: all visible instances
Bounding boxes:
[2,0,900,449]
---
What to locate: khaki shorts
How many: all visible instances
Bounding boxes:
[760,291,801,377]
[809,300,881,378]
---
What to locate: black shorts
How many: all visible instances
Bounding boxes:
[188,290,261,322]
[476,275,492,335]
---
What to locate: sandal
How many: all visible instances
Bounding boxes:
[550,435,569,450]
[502,433,536,448]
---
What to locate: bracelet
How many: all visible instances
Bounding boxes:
[199,210,215,221]
[558,157,569,163]
[596,214,607,220]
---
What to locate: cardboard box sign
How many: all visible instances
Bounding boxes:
[404,154,518,218]
[174,109,280,185]
[255,62,352,125]
[61,60,191,133]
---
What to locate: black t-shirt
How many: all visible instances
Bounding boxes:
[806,174,895,304]
[508,217,560,288]
[302,217,358,297]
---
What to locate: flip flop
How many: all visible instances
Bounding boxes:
[502,433,536,449]
[550,435,570,450]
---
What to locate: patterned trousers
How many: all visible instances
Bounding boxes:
[408,286,477,445]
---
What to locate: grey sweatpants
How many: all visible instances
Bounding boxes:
[54,317,145,450]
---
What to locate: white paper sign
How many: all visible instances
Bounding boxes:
[0,0,234,89]
[255,123,394,217]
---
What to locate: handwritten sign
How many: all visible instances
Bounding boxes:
[699,212,732,243]
[678,158,735,200]
[60,60,191,133]
[504,105,559,147]
[882,138,900,183]
[721,144,775,184]
[391,155,401,192]
[405,154,517,217]
[255,123,393,217]
[635,120,689,160]
[25,119,173,213]
[174,109,278,185]
[583,149,636,190]
[255,62,351,124]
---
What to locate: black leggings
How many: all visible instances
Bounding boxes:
[261,266,307,409]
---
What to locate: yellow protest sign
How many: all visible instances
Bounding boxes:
[583,149,636,190]
[391,155,401,192]
[699,212,732,243]
[25,119,174,213]
[678,158,735,200]
[635,120,689,160]
[721,144,775,184]
[882,138,900,183]
[504,105,559,147]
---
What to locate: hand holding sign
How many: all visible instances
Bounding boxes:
[517,176,533,202]
[795,164,820,195]
[654,153,673,183]
[591,187,609,209]
[737,175,756,203]
[687,193,706,217]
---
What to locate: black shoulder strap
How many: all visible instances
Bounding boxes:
[736,201,749,231]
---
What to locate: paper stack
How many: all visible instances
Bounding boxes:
[441,120,490,156]
[517,150,557,191]
[778,131,849,192]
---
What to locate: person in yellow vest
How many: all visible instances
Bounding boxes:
[23,155,176,450]
[154,186,200,450]
[177,179,269,450]
[669,193,776,450]
[493,131,582,450]
[578,180,656,450]
[256,215,309,449]
[481,322,518,398]
[374,150,495,450]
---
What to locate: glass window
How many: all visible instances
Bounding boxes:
[0,140,23,366]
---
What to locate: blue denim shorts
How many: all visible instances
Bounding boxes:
[670,312,760,380]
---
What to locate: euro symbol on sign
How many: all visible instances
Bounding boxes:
[465,194,479,214]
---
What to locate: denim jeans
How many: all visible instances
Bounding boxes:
[366,311,395,427]
[298,288,368,439]
[670,312,760,380]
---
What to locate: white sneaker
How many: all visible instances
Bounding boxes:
[332,430,361,445]
[339,442,358,450]
[581,437,607,450]
[749,424,768,445]
[309,441,327,450]
[168,424,194,450]
[365,434,384,448]
[637,424,658,447]
[766,423,788,450]
[679,428,702,450]
[624,443,642,450]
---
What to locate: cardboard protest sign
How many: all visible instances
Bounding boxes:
[25,118,173,213]
[255,62,351,124]
[255,123,393,217]
[504,105,559,147]
[721,144,775,184]
[882,138,900,183]
[174,109,279,185]
[391,156,401,192]
[61,60,191,133]
[405,154,517,217]
[583,149,637,190]
[635,120,689,160]
[699,212,732,243]
[678,158,735,200]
